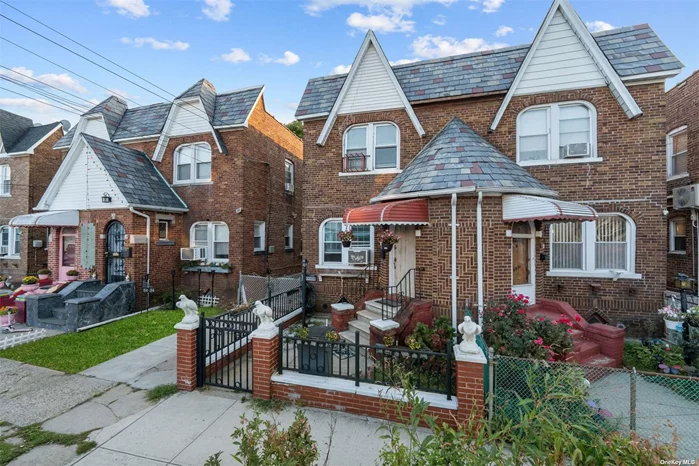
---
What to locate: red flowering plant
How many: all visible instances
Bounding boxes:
[482,293,573,361]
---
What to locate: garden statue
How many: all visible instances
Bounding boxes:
[254,300,275,330]
[176,295,199,325]
[457,316,482,354]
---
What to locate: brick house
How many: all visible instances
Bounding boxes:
[665,71,699,292]
[0,109,65,284]
[296,0,683,337]
[13,80,302,309]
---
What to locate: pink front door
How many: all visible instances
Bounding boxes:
[58,227,77,281]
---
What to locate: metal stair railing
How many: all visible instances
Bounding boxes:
[380,268,422,320]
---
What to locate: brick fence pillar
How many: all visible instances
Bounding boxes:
[175,318,199,392]
[454,345,487,425]
[251,324,279,400]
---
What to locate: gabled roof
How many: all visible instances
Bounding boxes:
[0,109,62,154]
[82,134,187,211]
[296,23,682,119]
[6,123,62,154]
[112,102,171,141]
[83,95,128,139]
[213,85,264,128]
[373,118,555,203]
[54,126,76,149]
[177,78,217,123]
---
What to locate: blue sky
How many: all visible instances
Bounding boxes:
[1,0,697,127]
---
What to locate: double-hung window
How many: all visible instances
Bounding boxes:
[284,224,293,250]
[0,225,20,257]
[174,143,212,184]
[670,219,687,253]
[549,214,636,277]
[254,221,266,252]
[284,160,294,193]
[343,123,399,173]
[517,102,596,165]
[189,222,229,262]
[319,219,373,266]
[667,126,688,179]
[0,165,10,196]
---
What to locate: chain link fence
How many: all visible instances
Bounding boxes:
[491,355,699,460]
[237,273,302,304]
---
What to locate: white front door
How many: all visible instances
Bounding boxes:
[511,221,536,303]
[389,226,416,296]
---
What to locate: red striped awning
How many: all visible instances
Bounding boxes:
[343,198,429,226]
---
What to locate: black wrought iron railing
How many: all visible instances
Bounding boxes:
[342,152,369,172]
[380,268,422,320]
[213,285,303,330]
[279,328,454,398]
[338,264,378,305]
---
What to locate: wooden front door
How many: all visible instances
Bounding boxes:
[511,222,536,303]
[58,227,77,281]
[390,226,416,297]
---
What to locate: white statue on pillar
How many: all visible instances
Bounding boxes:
[176,295,199,325]
[457,316,482,354]
[253,300,275,331]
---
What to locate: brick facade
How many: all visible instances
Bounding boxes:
[0,127,64,283]
[303,83,667,334]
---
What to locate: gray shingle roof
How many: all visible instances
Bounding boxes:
[0,108,34,150]
[112,102,171,141]
[81,134,187,211]
[54,126,75,149]
[84,96,128,139]
[376,118,555,201]
[177,78,217,123]
[213,86,264,127]
[296,24,683,118]
[7,123,61,153]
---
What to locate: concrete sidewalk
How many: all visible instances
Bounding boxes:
[73,389,392,466]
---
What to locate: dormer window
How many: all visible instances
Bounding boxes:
[174,143,211,184]
[342,123,399,174]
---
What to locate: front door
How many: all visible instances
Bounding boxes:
[105,221,126,283]
[389,226,416,297]
[511,222,536,303]
[58,227,77,281]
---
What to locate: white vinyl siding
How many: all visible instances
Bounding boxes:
[515,10,606,96]
[169,100,211,137]
[83,117,110,140]
[337,44,404,115]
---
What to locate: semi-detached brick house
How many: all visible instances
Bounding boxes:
[0,109,65,284]
[295,0,684,337]
[665,71,699,293]
[11,80,302,309]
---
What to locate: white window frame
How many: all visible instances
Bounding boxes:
[158,220,169,240]
[547,213,640,279]
[669,218,687,254]
[666,125,688,180]
[516,101,599,167]
[284,224,293,250]
[0,225,20,258]
[0,165,10,196]
[253,221,266,252]
[340,122,400,176]
[317,218,374,268]
[189,221,229,263]
[173,142,212,185]
[285,160,294,193]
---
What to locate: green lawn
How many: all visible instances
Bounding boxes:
[0,308,224,374]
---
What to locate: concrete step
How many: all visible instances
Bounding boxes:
[52,307,69,320]
[577,353,617,368]
[348,319,370,337]
[365,299,400,318]
[339,330,369,345]
[356,309,382,324]
[573,340,601,361]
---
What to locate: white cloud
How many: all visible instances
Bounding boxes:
[494,25,513,37]
[467,0,503,13]
[0,97,77,125]
[104,89,140,101]
[304,0,456,16]
[120,37,190,51]
[220,48,251,63]
[201,0,233,21]
[0,66,87,94]
[432,14,446,26]
[261,51,301,65]
[104,0,150,18]
[390,58,419,66]
[411,34,508,59]
[586,20,615,32]
[346,12,415,33]
[331,64,352,74]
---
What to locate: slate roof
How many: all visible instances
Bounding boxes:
[213,86,264,127]
[296,24,683,118]
[54,126,76,149]
[177,78,217,123]
[112,102,171,141]
[0,109,61,154]
[375,118,555,201]
[81,134,187,211]
[84,96,128,139]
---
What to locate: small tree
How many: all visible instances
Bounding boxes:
[286,120,303,138]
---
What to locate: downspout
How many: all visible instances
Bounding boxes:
[451,193,458,330]
[477,192,484,324]
[129,207,150,276]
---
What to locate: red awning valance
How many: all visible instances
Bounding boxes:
[343,198,429,226]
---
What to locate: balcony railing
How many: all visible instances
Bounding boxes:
[342,152,369,173]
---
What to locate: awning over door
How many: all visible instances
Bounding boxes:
[502,195,597,223]
[343,198,429,226]
[10,210,79,227]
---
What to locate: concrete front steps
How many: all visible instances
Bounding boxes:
[339,309,381,345]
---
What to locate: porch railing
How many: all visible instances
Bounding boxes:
[380,267,422,320]
[213,285,303,330]
[279,327,454,398]
[338,264,378,304]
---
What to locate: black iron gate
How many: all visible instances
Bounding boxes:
[196,312,255,392]
[105,221,126,283]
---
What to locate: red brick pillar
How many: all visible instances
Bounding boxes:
[175,319,199,392]
[454,345,487,425]
[251,324,279,400]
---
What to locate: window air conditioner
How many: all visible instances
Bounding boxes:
[347,249,369,265]
[0,246,7,256]
[560,143,590,158]
[180,247,207,261]
[673,185,699,210]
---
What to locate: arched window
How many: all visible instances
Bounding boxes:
[174,143,212,184]
[319,218,373,266]
[190,221,229,262]
[517,102,597,165]
[342,123,399,173]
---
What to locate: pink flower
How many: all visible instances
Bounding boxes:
[498,312,504,317]
[523,298,529,304]
[517,294,524,301]
[567,329,573,334]
[538,317,545,322]
[518,309,525,315]
[548,357,555,362]
[533,337,544,346]
[551,321,558,325]
[574,315,581,322]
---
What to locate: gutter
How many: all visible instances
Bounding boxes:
[477,192,484,323]
[451,193,458,330]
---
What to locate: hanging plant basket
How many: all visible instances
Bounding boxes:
[342,240,352,248]
[381,243,393,252]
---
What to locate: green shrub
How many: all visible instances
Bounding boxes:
[408,316,455,352]
[623,340,685,373]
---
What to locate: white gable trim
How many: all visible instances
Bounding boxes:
[489,0,642,131]
[5,123,62,156]
[316,31,425,146]
[153,97,223,161]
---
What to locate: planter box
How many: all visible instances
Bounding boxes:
[0,313,16,326]
[182,266,231,274]
[297,341,333,376]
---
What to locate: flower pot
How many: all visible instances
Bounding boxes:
[38,274,50,280]
[342,240,352,248]
[665,318,684,345]
[20,284,40,292]
[381,243,393,252]
[66,276,78,282]
[0,313,16,326]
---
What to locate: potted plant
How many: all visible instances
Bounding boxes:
[37,269,51,280]
[66,269,80,282]
[377,229,400,253]
[658,304,683,345]
[685,306,699,341]
[20,275,40,291]
[0,275,7,289]
[0,307,16,326]
[337,229,354,248]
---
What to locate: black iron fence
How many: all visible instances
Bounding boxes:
[279,328,454,398]
[197,315,253,391]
